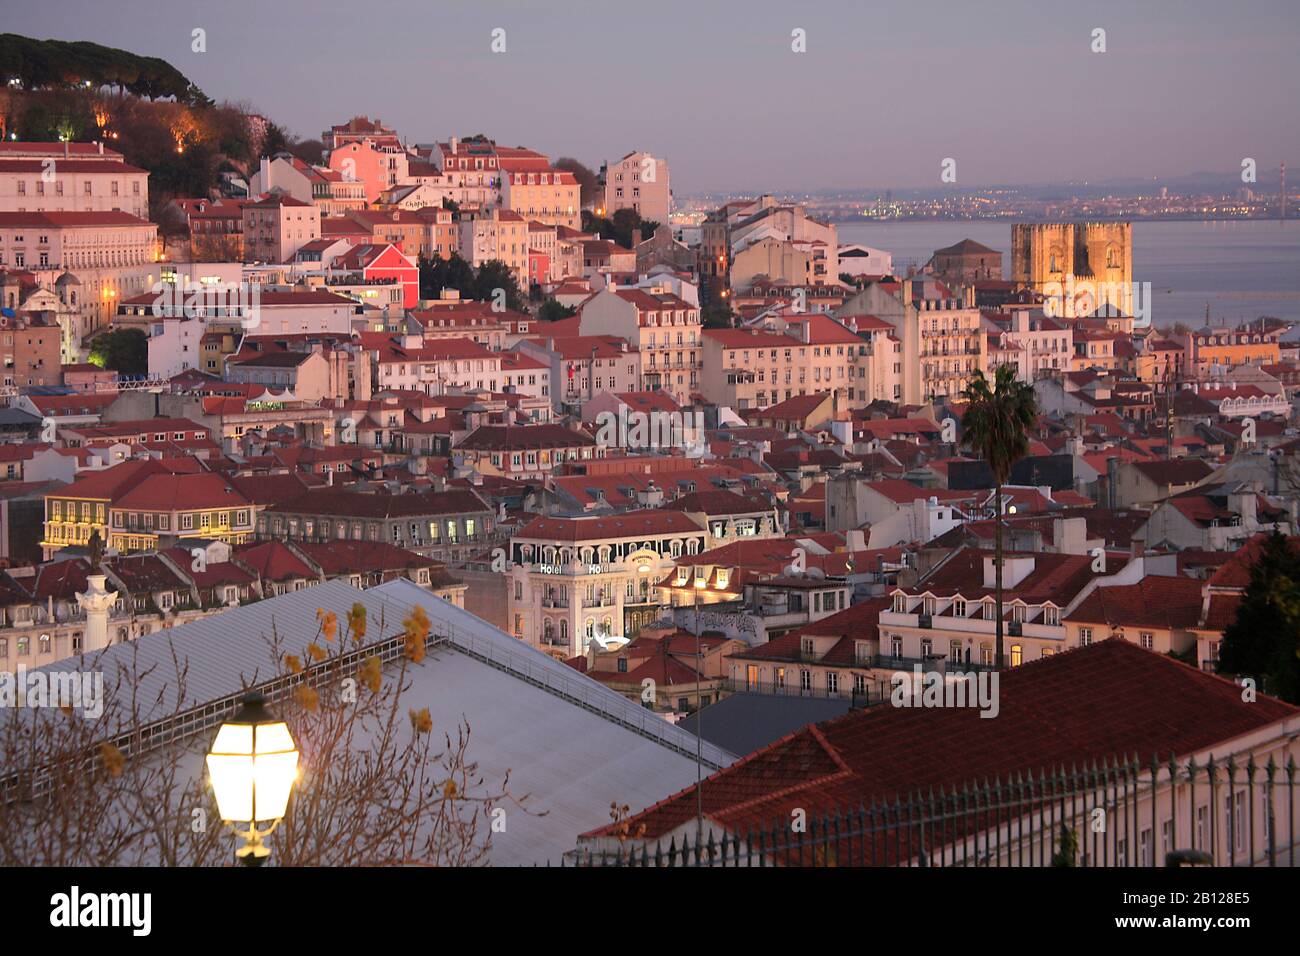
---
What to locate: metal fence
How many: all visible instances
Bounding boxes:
[570,752,1299,867]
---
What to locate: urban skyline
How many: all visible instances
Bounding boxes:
[1,4,1298,922]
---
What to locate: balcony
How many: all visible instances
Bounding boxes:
[723,676,883,706]
[873,653,997,674]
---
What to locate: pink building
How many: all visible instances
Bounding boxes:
[330,243,419,309]
[327,140,409,204]
[242,196,321,263]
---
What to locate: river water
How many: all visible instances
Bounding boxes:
[835,220,1300,330]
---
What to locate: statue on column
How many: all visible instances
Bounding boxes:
[78,531,119,654]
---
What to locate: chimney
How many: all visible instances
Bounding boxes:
[637,480,664,508]
[450,136,458,155]
[98,141,104,156]
[1052,516,1087,555]
[1130,537,1145,559]
[1228,491,1257,526]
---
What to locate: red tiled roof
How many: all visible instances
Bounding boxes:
[1130,458,1214,487]
[733,597,891,665]
[663,489,772,517]
[588,640,1297,840]
[1063,577,1205,629]
[233,541,317,582]
[905,547,1128,605]
[114,472,250,512]
[292,540,435,575]
[457,423,595,451]
[0,211,152,227]
[1206,533,1300,589]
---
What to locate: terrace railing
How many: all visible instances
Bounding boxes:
[569,752,1299,867]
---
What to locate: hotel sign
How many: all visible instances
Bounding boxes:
[537,563,606,575]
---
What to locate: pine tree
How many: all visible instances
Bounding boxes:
[1219,532,1300,703]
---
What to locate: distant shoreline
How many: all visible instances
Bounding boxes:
[820,216,1291,226]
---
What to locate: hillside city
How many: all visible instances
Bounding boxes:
[1,102,1298,874]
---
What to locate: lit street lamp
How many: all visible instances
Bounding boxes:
[206,692,300,866]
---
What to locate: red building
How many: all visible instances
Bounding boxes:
[332,243,419,308]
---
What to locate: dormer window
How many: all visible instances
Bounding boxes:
[892,593,906,613]
[954,598,966,617]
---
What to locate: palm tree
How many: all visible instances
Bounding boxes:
[960,366,1039,670]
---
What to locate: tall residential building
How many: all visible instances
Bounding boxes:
[836,277,986,404]
[498,147,580,229]
[578,287,701,403]
[242,195,322,263]
[600,152,672,223]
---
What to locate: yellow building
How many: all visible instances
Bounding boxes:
[42,460,255,559]
[1181,322,1281,378]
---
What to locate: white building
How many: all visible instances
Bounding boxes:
[837,243,892,277]
[0,141,149,218]
[507,509,708,657]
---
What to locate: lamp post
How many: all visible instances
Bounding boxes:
[206,692,300,867]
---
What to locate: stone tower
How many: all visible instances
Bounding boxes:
[1010,222,1132,318]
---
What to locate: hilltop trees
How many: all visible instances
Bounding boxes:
[554,157,599,208]
[582,207,658,249]
[0,34,206,104]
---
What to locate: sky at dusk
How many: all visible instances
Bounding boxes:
[10,0,1300,194]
